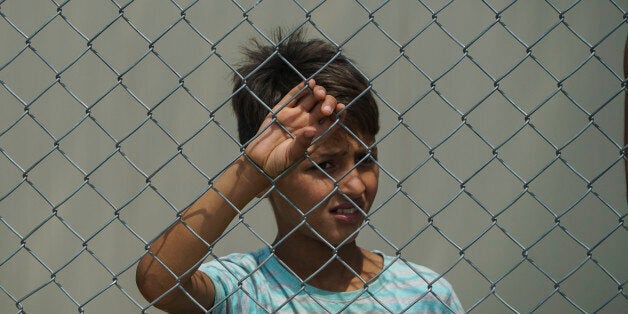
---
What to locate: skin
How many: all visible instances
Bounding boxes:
[135,80,382,313]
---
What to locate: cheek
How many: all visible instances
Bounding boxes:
[278,175,335,206]
[365,170,379,197]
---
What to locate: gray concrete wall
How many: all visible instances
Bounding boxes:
[0,1,625,313]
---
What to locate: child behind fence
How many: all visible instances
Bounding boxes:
[136,28,463,313]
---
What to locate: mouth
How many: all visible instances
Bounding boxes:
[329,201,365,223]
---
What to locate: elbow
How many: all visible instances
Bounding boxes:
[136,254,178,311]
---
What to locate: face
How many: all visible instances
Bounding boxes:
[268,130,379,247]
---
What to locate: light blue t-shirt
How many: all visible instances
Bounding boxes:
[199,247,463,313]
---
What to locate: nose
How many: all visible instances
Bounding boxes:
[338,166,366,200]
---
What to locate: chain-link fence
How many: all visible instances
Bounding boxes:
[0,0,626,313]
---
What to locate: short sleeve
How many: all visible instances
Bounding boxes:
[198,253,258,313]
[445,286,464,314]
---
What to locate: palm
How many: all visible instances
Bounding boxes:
[245,81,343,177]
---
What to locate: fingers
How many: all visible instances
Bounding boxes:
[277,80,316,109]
[310,95,340,122]
[298,85,326,112]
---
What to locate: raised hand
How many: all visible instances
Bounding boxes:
[245,80,345,177]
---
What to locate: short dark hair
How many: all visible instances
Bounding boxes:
[231,28,379,145]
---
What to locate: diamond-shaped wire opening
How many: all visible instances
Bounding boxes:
[464,226,523,280]
[467,22,526,77]
[561,0,626,45]
[560,124,620,180]
[366,1,433,42]
[0,150,23,199]
[85,219,146,273]
[0,181,52,236]
[370,56,432,115]
[527,226,588,280]
[86,17,150,73]
[559,192,621,246]
[122,0,182,41]
[497,0,560,45]
[367,192,430,245]
[496,124,556,180]
[182,1,248,44]
[465,92,524,149]
[48,250,113,305]
[434,0,496,45]
[0,48,55,103]
[87,152,147,208]
[78,276,144,313]
[121,53,181,108]
[434,125,495,181]
[17,279,78,313]
[26,149,86,206]
[150,154,211,210]
[443,260,491,310]
[150,88,211,143]
[398,226,461,275]
[23,216,84,271]
[592,21,627,76]
[116,186,180,244]
[0,117,52,172]
[435,57,496,114]
[0,248,52,304]
[401,158,462,215]
[87,85,147,141]
[532,288,586,314]
[560,258,623,313]
[468,293,518,313]
[59,50,119,106]
[120,119,180,175]
[342,22,400,77]
[54,184,114,238]
[529,91,590,148]
[306,1,373,42]
[245,1,309,36]
[28,16,86,70]
[588,224,627,283]
[0,14,29,67]
[496,192,559,246]
[434,192,491,248]
[531,23,591,80]
[403,21,463,80]
[527,158,590,214]
[0,0,57,36]
[177,52,238,111]
[498,56,559,115]
[59,0,120,39]
[26,83,87,138]
[152,20,213,75]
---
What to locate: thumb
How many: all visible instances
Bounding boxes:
[287,127,316,161]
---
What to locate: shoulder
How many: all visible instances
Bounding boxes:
[198,247,268,276]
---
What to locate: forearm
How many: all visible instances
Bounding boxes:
[136,156,267,307]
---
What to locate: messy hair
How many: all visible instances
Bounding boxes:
[231,28,379,145]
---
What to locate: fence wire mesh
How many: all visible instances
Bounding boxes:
[0,0,626,313]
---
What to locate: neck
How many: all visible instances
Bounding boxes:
[272,233,381,292]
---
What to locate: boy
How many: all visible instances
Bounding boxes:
[136,29,463,313]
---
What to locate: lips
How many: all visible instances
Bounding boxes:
[330,200,365,223]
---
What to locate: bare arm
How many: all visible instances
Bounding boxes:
[135,80,342,313]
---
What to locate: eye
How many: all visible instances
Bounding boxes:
[356,152,377,166]
[317,161,335,171]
